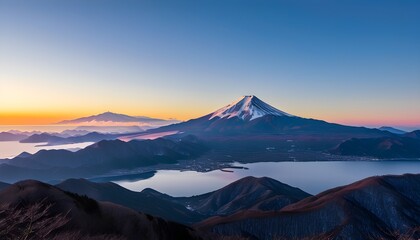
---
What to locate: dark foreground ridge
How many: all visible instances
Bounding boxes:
[56,176,311,224]
[173,176,311,216]
[56,178,204,224]
[0,180,203,240]
[1,174,420,239]
[198,174,420,239]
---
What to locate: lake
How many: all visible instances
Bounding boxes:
[0,125,96,159]
[0,141,95,159]
[115,161,420,197]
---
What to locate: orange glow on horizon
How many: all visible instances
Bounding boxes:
[0,113,79,125]
[0,111,190,125]
[0,110,418,128]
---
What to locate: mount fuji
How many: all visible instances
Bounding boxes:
[151,95,388,138]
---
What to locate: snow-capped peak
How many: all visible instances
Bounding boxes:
[209,95,293,121]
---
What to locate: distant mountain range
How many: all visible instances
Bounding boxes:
[332,135,420,158]
[0,126,143,142]
[1,174,419,239]
[0,112,179,143]
[58,111,179,128]
[405,130,420,139]
[378,126,407,134]
[0,132,28,141]
[19,132,117,145]
[0,135,208,182]
[332,130,420,158]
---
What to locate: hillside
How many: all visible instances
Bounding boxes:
[173,176,311,216]
[56,176,311,224]
[0,180,204,240]
[198,174,420,239]
[0,136,208,182]
[56,178,204,224]
[332,136,420,158]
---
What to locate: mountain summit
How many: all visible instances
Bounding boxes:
[149,95,390,137]
[210,95,293,121]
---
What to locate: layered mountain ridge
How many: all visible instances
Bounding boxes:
[0,180,203,240]
[0,136,208,182]
[1,174,419,239]
[198,174,420,239]
[56,176,311,224]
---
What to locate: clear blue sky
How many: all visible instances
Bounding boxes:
[0,0,419,129]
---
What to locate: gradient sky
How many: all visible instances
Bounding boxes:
[1,0,419,129]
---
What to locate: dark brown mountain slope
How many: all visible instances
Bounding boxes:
[56,178,204,224]
[405,130,420,139]
[0,180,204,240]
[0,181,9,191]
[173,176,311,216]
[198,174,420,240]
[56,176,310,224]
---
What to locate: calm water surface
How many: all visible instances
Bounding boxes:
[0,141,95,159]
[115,161,420,197]
[0,125,95,158]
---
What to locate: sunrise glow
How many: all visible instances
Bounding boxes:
[0,1,418,129]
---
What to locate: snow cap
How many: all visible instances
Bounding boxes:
[209,95,293,121]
